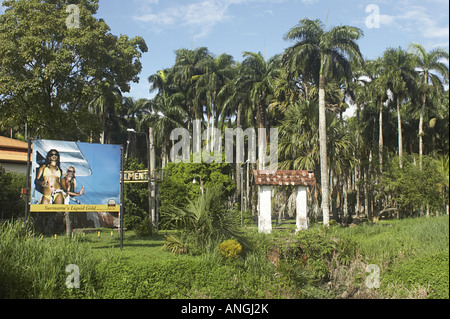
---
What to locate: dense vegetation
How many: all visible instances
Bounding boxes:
[0,0,448,300]
[0,216,448,299]
[1,0,448,226]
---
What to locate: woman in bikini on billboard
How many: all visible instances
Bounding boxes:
[36,149,65,204]
[61,166,85,204]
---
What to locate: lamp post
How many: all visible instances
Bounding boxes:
[193,174,204,196]
[127,128,153,233]
[240,159,251,227]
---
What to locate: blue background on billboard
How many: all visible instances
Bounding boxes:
[75,142,121,206]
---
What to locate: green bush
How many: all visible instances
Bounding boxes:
[163,186,244,254]
[162,160,236,203]
[380,154,447,216]
[0,165,26,220]
[159,176,189,230]
[134,217,153,237]
[123,214,142,230]
[272,228,337,281]
[123,159,148,229]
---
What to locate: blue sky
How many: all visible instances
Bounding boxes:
[93,0,449,100]
[1,0,448,99]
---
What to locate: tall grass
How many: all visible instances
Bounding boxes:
[329,216,449,264]
[0,219,99,298]
[328,216,449,298]
[1,216,447,299]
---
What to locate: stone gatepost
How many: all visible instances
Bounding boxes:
[296,186,308,232]
[254,170,316,234]
[258,185,272,234]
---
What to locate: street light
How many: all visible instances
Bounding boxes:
[240,159,251,227]
[127,128,153,233]
[193,174,204,195]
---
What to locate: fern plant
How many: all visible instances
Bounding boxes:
[163,186,244,254]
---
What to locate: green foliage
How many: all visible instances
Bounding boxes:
[0,165,26,219]
[1,216,447,299]
[0,0,147,139]
[134,217,153,237]
[271,228,338,282]
[218,239,243,259]
[383,251,449,299]
[163,186,243,254]
[0,219,99,298]
[158,176,189,229]
[328,215,449,298]
[123,159,147,230]
[380,154,447,215]
[159,161,236,231]
[163,234,189,255]
[166,161,235,199]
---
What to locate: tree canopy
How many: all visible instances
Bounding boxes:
[0,0,148,140]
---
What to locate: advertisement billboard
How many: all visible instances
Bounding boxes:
[30,139,121,212]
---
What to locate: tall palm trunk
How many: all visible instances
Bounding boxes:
[419,91,427,169]
[397,96,404,168]
[319,70,330,226]
[378,97,384,174]
[236,103,242,211]
[355,102,361,217]
[256,101,265,170]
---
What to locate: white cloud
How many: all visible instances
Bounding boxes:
[132,0,293,39]
[133,0,236,39]
[301,0,319,4]
[376,3,449,41]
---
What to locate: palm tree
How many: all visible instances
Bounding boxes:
[195,53,235,151]
[283,18,363,226]
[173,47,212,124]
[365,57,391,174]
[89,82,122,144]
[437,154,449,215]
[238,52,281,169]
[408,43,449,168]
[148,69,187,167]
[122,97,151,159]
[382,47,417,168]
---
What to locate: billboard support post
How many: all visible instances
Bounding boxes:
[120,144,125,251]
[25,138,32,221]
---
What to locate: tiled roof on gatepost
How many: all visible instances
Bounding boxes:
[253,170,316,186]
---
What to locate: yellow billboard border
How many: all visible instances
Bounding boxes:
[30,204,120,213]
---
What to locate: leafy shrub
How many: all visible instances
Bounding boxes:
[162,160,236,203]
[123,214,142,230]
[0,165,26,219]
[218,239,242,259]
[134,217,152,237]
[271,228,338,281]
[163,186,244,254]
[380,154,446,216]
[163,234,189,254]
[124,159,148,227]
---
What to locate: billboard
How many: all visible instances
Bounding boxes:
[30,139,121,212]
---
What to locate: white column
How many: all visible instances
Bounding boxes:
[296,186,308,232]
[259,185,272,234]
